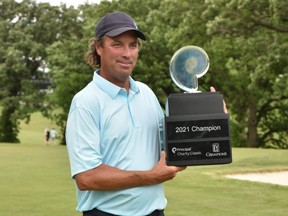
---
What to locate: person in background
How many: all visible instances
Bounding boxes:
[65,11,186,216]
[44,128,50,145]
[50,128,57,144]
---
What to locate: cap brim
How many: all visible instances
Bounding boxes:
[105,27,146,41]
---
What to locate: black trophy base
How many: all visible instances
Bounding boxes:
[166,139,231,166]
[165,92,232,166]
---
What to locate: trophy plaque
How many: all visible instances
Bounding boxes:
[165,46,232,166]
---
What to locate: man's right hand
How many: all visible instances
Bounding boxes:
[149,151,186,184]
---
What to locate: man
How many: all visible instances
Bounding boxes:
[66,11,186,216]
[50,128,57,144]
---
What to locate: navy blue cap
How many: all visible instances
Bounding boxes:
[95,12,146,40]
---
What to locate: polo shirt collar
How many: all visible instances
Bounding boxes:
[93,70,140,98]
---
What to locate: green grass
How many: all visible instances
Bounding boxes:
[165,148,288,216]
[0,112,288,216]
[0,112,80,216]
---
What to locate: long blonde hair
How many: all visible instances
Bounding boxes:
[84,37,103,68]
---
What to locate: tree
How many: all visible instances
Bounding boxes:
[44,1,110,144]
[142,0,211,105]
[0,0,84,142]
[43,0,288,149]
[204,0,288,148]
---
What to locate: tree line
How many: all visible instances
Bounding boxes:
[0,0,287,148]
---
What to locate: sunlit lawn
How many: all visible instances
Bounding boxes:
[0,112,287,216]
[0,112,80,216]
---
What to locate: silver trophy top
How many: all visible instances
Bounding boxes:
[169,45,209,93]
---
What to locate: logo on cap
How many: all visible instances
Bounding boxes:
[133,21,138,30]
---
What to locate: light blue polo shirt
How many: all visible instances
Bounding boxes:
[66,71,167,215]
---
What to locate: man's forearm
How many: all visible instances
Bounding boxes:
[75,164,157,191]
[74,151,185,191]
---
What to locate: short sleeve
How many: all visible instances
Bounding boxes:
[66,105,102,178]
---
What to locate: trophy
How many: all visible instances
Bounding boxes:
[165,46,232,166]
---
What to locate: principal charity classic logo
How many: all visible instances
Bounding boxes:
[171,147,201,156]
[206,143,227,157]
